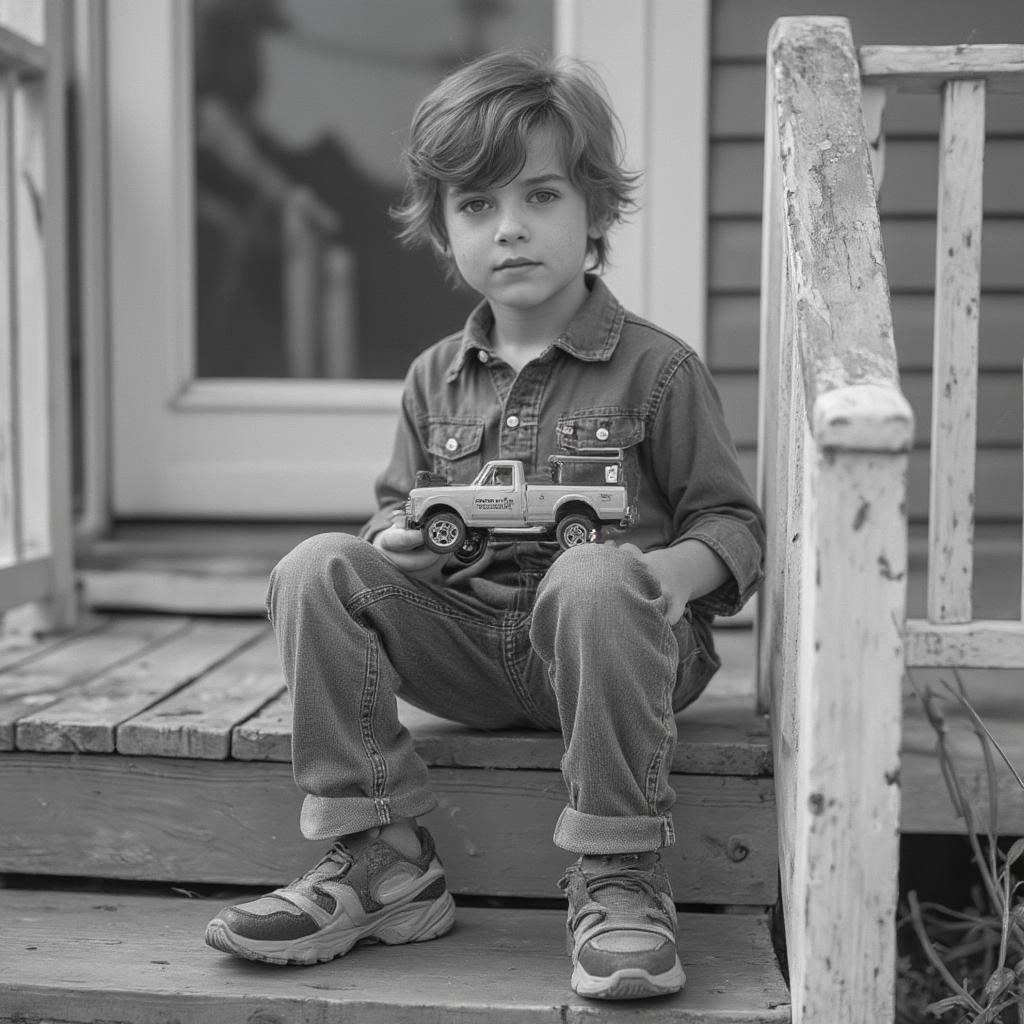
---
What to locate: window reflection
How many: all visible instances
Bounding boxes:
[193,0,553,379]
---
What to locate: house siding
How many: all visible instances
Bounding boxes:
[709,0,1024,525]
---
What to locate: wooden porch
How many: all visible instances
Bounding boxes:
[1,591,789,1022]
[2,524,1021,1020]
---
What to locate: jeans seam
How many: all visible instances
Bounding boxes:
[358,629,390,825]
[644,618,678,815]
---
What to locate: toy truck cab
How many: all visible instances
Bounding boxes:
[404,448,634,563]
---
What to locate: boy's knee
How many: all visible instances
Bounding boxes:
[272,531,359,578]
[540,543,658,605]
[267,532,368,608]
[535,544,663,639]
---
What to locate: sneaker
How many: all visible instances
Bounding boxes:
[204,825,455,965]
[559,851,685,1000]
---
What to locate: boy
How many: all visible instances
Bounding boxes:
[205,50,764,1001]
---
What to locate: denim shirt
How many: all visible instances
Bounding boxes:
[361,276,764,618]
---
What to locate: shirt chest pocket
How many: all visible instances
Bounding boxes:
[555,410,646,454]
[426,417,485,484]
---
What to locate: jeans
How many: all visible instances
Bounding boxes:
[266,532,720,855]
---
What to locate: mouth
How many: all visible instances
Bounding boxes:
[495,258,538,271]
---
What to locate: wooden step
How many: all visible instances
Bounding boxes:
[0,613,777,906]
[0,751,777,905]
[75,521,336,617]
[0,886,790,1023]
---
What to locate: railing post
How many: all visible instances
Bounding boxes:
[798,388,910,1024]
[762,16,914,1023]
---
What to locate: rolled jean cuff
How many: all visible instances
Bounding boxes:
[299,791,439,841]
[552,807,676,854]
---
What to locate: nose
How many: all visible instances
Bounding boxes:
[494,207,528,244]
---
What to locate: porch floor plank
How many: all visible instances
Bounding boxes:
[0,616,191,750]
[116,630,283,759]
[13,619,267,754]
[0,611,110,672]
[0,888,791,1024]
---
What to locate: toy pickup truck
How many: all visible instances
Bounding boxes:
[403,448,635,564]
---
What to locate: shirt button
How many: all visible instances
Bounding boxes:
[596,427,610,441]
[506,414,520,429]
[445,437,459,452]
[478,350,490,363]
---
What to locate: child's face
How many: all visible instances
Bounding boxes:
[442,126,603,318]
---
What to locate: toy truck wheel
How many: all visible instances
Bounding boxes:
[556,512,597,549]
[454,528,488,566]
[423,510,466,554]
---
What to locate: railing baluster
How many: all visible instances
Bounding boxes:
[0,68,22,568]
[860,82,887,192]
[0,5,75,627]
[928,78,986,625]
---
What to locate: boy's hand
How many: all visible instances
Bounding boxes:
[615,540,729,626]
[373,525,447,580]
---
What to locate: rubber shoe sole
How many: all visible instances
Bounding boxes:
[570,957,686,1000]
[204,889,456,965]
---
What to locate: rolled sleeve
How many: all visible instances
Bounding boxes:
[653,353,765,619]
[675,513,764,617]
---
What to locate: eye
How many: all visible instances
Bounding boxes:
[530,189,559,205]
[458,197,491,214]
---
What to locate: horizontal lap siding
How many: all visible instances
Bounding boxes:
[709,0,1024,523]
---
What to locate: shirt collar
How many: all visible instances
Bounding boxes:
[444,275,626,382]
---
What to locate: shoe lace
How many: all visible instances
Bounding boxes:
[559,862,673,932]
[284,839,354,895]
[585,869,663,915]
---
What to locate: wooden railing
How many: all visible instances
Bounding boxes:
[758,18,913,1023]
[762,16,1024,1021]
[857,44,1024,671]
[0,7,75,629]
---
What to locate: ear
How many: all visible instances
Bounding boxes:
[587,211,613,240]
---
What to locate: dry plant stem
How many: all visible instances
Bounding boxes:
[951,671,1002,888]
[998,866,1011,974]
[907,890,984,1015]
[906,681,1024,1022]
[943,677,1024,791]
[922,682,1004,912]
[944,679,1024,951]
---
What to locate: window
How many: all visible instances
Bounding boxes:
[192,0,553,380]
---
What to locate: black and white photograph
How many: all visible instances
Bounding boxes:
[1,1,1022,1021]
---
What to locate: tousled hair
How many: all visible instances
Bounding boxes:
[392,50,640,279]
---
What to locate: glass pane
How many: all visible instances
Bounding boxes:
[193,0,553,379]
